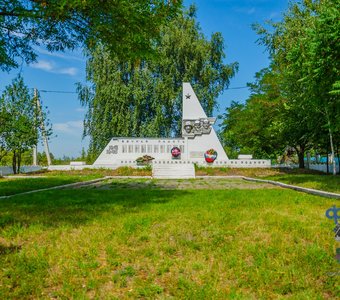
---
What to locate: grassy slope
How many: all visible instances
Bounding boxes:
[0,182,338,299]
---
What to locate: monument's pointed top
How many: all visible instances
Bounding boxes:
[182,83,207,120]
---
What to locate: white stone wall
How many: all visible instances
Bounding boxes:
[94,138,186,165]
[152,159,271,168]
[186,131,229,162]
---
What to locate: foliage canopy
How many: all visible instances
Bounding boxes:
[0,75,51,173]
[0,0,182,71]
[221,0,340,170]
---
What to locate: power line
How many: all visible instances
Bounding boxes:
[1,86,249,94]
[38,86,249,93]
[39,90,77,94]
[227,86,248,90]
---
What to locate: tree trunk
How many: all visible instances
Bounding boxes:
[326,110,336,175]
[298,152,304,169]
[328,127,336,175]
[294,145,305,169]
[336,145,340,175]
[296,145,305,169]
[12,150,17,174]
[17,150,21,174]
[326,148,329,174]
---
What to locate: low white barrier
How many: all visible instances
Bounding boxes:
[272,163,339,174]
[309,164,339,174]
[0,166,42,176]
[47,164,119,171]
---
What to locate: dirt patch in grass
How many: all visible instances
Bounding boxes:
[83,178,277,190]
[14,166,322,178]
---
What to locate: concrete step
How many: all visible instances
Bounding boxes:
[152,163,195,179]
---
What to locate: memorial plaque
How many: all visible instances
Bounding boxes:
[190,151,204,158]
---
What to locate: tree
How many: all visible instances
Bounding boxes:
[252,0,340,171]
[220,68,285,160]
[78,5,238,158]
[37,151,55,166]
[0,0,182,71]
[0,75,50,173]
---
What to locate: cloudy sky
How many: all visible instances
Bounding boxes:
[1,0,288,158]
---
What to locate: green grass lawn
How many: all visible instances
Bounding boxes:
[0,174,102,196]
[2,167,339,197]
[265,174,340,194]
[195,166,340,194]
[0,167,154,196]
[0,179,339,299]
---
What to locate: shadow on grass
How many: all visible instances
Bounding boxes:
[0,244,22,255]
[0,182,188,228]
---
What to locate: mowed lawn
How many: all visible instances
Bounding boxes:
[264,174,340,194]
[0,167,152,197]
[0,179,339,299]
[0,175,102,197]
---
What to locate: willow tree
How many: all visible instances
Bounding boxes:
[78,6,238,159]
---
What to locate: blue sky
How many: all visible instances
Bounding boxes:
[1,0,288,158]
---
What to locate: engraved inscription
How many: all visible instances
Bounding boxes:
[106,145,118,155]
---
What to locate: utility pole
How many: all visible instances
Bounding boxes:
[35,89,52,166]
[32,89,38,166]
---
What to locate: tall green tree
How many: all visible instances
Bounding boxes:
[251,0,340,170]
[0,75,50,173]
[78,6,238,159]
[0,0,182,71]
[220,68,285,159]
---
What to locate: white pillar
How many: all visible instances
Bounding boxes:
[35,89,52,166]
[32,145,37,166]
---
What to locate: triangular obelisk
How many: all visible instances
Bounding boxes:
[183,82,207,119]
[182,82,229,161]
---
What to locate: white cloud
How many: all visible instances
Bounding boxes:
[234,6,256,15]
[269,11,280,19]
[29,59,78,76]
[35,47,86,62]
[58,67,77,76]
[31,60,54,71]
[75,107,86,113]
[54,120,83,135]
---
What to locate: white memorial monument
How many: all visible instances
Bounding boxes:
[49,83,270,174]
[93,83,270,170]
